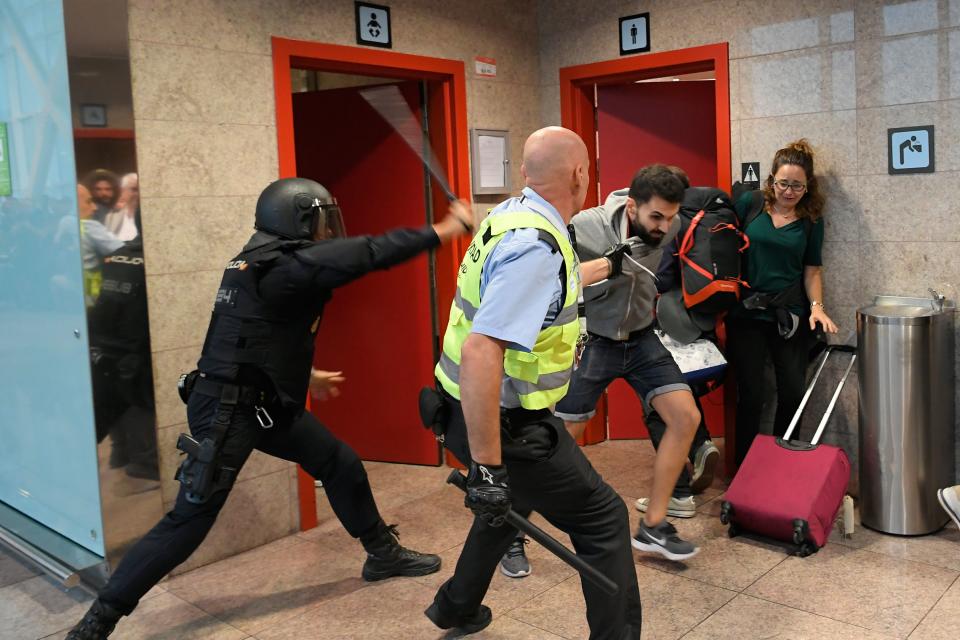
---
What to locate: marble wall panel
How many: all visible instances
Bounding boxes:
[130,41,274,126]
[739,110,858,177]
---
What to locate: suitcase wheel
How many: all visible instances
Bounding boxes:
[797,542,817,558]
[792,519,810,546]
[719,501,733,525]
[727,523,740,538]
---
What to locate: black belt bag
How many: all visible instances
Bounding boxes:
[418,386,449,441]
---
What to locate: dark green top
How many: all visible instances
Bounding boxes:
[734,192,824,318]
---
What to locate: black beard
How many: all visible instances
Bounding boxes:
[630,220,662,247]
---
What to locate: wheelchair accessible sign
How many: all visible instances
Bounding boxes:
[888,125,934,174]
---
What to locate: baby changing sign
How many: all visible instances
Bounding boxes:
[888,126,934,174]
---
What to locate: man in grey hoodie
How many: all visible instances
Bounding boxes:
[559,165,701,561]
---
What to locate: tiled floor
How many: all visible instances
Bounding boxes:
[3,438,959,639]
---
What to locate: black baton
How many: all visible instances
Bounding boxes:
[446,470,619,596]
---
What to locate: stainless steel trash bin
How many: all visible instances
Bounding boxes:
[857,295,955,535]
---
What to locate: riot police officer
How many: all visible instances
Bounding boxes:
[66,177,473,639]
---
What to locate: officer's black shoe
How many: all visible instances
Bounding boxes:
[64,600,122,640]
[361,524,441,581]
[424,602,493,634]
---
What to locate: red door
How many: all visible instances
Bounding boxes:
[596,79,725,440]
[293,82,440,465]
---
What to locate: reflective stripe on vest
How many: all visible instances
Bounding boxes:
[435,211,581,410]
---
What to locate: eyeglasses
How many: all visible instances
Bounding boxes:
[773,179,806,192]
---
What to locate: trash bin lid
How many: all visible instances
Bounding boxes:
[858,304,938,325]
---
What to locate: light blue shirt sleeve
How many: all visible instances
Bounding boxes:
[471,228,563,352]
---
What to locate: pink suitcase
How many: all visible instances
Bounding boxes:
[720,345,855,556]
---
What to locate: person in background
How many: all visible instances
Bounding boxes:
[104,173,139,241]
[83,169,121,223]
[938,485,960,530]
[78,183,123,306]
[727,140,838,465]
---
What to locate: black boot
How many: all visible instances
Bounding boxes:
[361,523,441,581]
[424,602,493,634]
[64,600,122,639]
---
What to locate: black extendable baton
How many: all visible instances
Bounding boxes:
[446,470,620,596]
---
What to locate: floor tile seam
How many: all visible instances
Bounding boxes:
[738,553,789,594]
[201,593,337,639]
[164,536,317,596]
[734,592,903,638]
[501,610,576,639]
[843,544,960,577]
[156,588,253,637]
[634,560,744,597]
[493,571,581,617]
[673,589,741,640]
[904,572,960,639]
[836,539,960,574]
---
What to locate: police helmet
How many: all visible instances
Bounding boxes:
[254,178,346,240]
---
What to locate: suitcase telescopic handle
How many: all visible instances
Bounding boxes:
[782,342,857,442]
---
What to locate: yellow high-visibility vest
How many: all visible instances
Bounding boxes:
[435,211,581,409]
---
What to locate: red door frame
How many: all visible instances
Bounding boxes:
[559,43,736,474]
[271,37,471,530]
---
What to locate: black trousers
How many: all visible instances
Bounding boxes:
[644,393,712,498]
[726,316,808,465]
[435,398,642,640]
[99,392,382,615]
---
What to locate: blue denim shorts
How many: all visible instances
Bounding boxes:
[554,328,690,422]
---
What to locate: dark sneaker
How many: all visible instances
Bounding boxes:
[689,440,720,494]
[65,600,122,639]
[632,520,699,561]
[938,485,960,530]
[425,602,493,634]
[499,535,531,578]
[361,524,441,581]
[634,496,696,518]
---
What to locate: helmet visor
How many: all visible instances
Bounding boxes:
[315,204,346,239]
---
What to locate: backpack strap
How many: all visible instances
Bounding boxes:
[743,190,765,229]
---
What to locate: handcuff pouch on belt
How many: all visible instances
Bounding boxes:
[418,386,449,442]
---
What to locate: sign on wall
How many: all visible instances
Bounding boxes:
[619,13,650,55]
[888,125,934,174]
[741,162,761,188]
[474,56,497,78]
[0,123,11,196]
[355,1,392,48]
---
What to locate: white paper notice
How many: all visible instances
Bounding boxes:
[478,135,505,189]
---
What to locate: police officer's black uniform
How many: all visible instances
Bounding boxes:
[67,179,445,639]
[88,231,159,480]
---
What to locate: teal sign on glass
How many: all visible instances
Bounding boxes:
[0,122,10,196]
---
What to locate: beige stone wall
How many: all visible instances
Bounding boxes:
[128,0,540,571]
[538,0,960,485]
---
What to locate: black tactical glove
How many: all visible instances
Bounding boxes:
[603,242,634,278]
[465,461,511,527]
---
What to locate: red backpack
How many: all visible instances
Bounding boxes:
[676,187,749,314]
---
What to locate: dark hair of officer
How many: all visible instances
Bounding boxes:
[254,177,345,240]
[761,138,825,221]
[628,163,685,205]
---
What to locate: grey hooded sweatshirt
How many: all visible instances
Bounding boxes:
[570,188,680,340]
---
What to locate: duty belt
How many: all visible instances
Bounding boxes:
[192,375,274,428]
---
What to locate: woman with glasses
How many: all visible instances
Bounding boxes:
[727,139,839,465]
